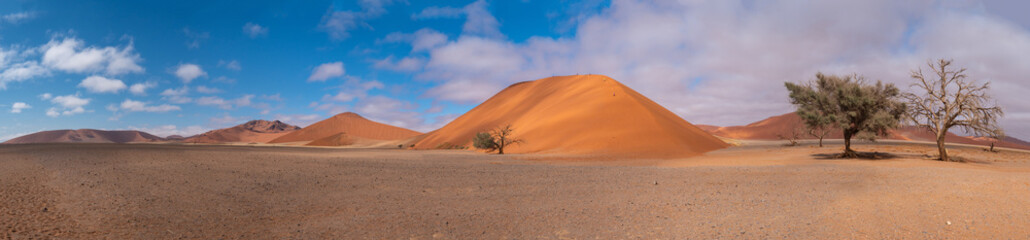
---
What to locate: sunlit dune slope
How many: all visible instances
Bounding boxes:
[413,75,728,158]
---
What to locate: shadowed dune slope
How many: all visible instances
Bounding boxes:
[2,129,164,144]
[704,112,1030,150]
[269,112,422,144]
[184,120,301,143]
[413,75,729,158]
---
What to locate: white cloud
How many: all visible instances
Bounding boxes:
[0,61,49,89]
[41,37,144,75]
[129,81,156,95]
[196,96,229,109]
[39,93,52,100]
[51,94,90,109]
[195,95,252,110]
[160,86,192,103]
[119,99,180,113]
[218,60,241,71]
[10,102,30,113]
[381,28,448,52]
[128,125,208,138]
[401,0,1030,140]
[412,5,464,19]
[45,100,86,117]
[273,114,321,127]
[413,1,502,39]
[308,62,345,82]
[78,75,127,93]
[175,63,206,83]
[319,0,396,40]
[243,23,268,38]
[322,78,384,102]
[2,12,35,24]
[373,56,425,72]
[195,85,221,94]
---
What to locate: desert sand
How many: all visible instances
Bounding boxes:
[2,129,164,144]
[269,112,421,145]
[184,120,301,144]
[3,141,1029,239]
[415,75,728,158]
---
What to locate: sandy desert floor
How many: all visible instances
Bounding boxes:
[2,142,1030,239]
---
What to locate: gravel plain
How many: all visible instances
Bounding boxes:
[2,142,1029,239]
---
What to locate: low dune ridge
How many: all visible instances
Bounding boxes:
[2,129,164,144]
[184,120,301,144]
[413,74,729,158]
[704,112,1030,150]
[268,112,422,144]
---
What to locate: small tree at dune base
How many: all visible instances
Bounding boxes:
[490,124,524,154]
[786,73,906,158]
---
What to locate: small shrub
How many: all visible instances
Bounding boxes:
[472,132,497,151]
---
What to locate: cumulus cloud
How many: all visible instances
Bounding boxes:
[119,99,180,112]
[47,94,90,117]
[319,0,396,40]
[129,81,156,95]
[128,125,208,138]
[308,62,345,82]
[242,22,268,38]
[0,61,49,89]
[41,37,144,75]
[175,63,206,83]
[10,102,30,113]
[400,0,1030,139]
[78,75,127,93]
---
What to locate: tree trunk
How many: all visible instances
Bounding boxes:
[842,131,857,158]
[818,136,824,147]
[936,133,949,161]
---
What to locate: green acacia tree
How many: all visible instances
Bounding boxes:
[785,73,906,158]
[472,132,497,151]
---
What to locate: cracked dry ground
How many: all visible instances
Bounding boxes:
[2,143,1030,239]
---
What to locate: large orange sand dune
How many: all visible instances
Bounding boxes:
[184,120,301,144]
[269,112,422,145]
[413,75,728,158]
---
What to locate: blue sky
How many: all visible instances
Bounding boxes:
[2,0,1030,140]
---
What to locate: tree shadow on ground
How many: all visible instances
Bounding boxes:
[811,151,900,160]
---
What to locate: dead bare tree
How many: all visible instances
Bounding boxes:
[903,59,1004,162]
[807,126,831,147]
[490,124,524,154]
[777,120,804,146]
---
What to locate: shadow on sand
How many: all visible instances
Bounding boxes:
[811,151,901,160]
